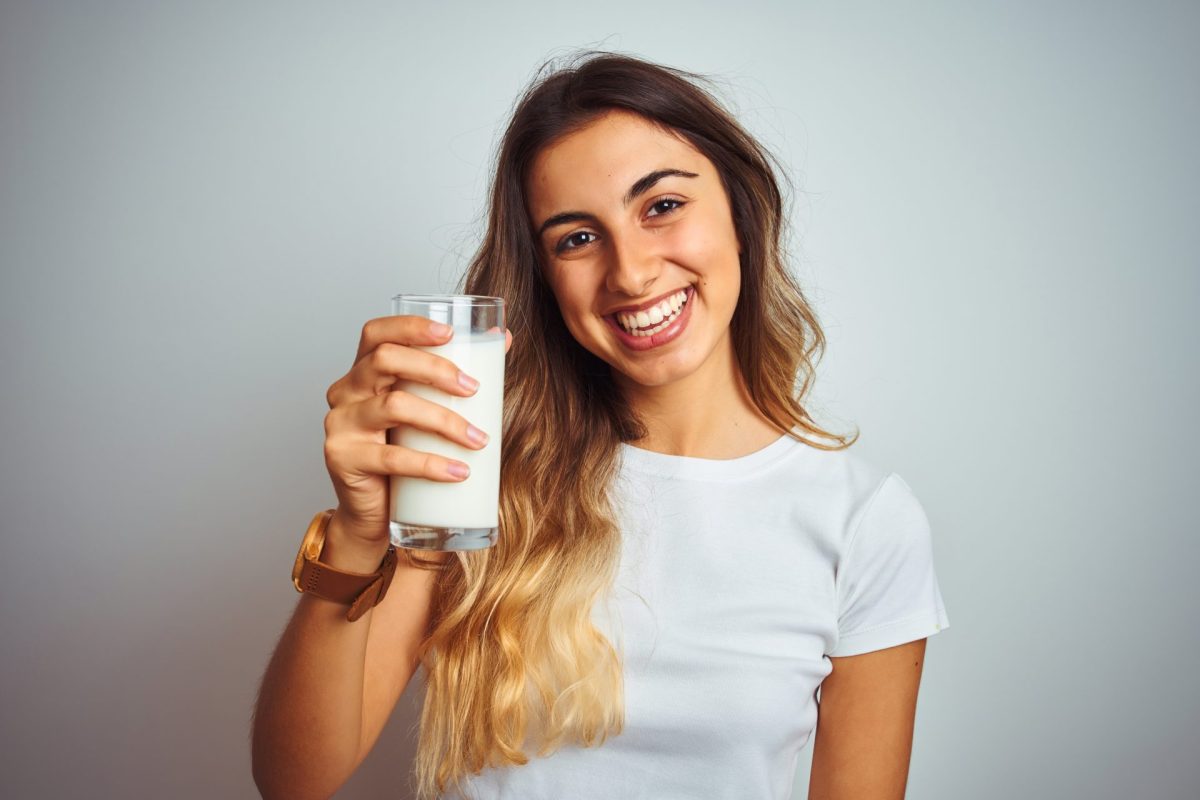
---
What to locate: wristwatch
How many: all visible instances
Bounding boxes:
[292,509,399,622]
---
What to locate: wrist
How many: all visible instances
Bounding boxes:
[323,515,391,574]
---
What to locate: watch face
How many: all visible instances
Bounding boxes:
[291,547,307,591]
[292,511,332,591]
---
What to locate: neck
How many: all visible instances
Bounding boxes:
[613,333,785,459]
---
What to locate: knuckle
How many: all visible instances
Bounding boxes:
[418,452,440,479]
[323,439,342,471]
[371,342,396,369]
[323,409,337,437]
[382,447,406,474]
[384,390,409,417]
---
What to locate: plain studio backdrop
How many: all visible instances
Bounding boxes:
[1,1,1197,798]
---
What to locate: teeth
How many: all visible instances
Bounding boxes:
[615,289,689,336]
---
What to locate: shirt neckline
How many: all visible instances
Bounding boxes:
[618,430,802,481]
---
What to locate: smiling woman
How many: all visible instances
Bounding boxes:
[251,51,950,800]
[529,111,743,388]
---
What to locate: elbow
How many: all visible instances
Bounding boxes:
[251,738,339,800]
[250,749,295,800]
[252,762,334,800]
[251,733,360,800]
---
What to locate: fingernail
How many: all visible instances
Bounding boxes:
[466,424,489,445]
[446,461,470,479]
[430,322,451,337]
[458,371,479,392]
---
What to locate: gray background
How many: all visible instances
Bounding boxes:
[1,1,1196,798]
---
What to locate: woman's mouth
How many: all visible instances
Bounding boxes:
[604,286,695,351]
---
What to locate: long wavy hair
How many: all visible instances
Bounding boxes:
[411,52,858,798]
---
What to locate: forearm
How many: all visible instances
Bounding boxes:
[251,527,388,800]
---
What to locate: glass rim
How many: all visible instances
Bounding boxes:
[391,293,504,306]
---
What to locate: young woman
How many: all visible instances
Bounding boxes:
[252,53,950,800]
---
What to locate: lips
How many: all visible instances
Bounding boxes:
[605,286,691,317]
[613,289,687,336]
[603,285,695,351]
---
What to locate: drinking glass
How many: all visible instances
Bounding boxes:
[387,294,505,550]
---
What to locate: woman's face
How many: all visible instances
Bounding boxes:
[526,110,742,390]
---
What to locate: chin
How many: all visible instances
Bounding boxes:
[614,354,701,388]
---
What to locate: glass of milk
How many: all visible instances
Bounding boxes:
[387,294,505,551]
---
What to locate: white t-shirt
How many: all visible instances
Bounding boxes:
[451,433,950,799]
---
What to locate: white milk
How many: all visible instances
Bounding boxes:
[388,332,505,530]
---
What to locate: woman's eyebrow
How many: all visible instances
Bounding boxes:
[537,168,700,237]
[538,211,594,237]
[623,168,699,206]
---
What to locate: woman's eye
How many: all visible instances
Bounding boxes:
[557,231,597,252]
[646,198,684,217]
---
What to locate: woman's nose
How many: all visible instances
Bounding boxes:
[605,234,659,296]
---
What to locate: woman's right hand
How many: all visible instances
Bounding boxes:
[321,315,511,553]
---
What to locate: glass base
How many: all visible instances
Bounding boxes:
[389,521,497,551]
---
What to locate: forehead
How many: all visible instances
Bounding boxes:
[526,111,711,212]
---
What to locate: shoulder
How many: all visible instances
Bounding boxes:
[806,441,891,495]
[770,438,937,557]
[773,436,895,513]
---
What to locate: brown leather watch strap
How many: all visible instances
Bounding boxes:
[346,547,399,621]
[298,546,399,622]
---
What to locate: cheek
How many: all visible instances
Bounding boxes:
[667,208,740,271]
[666,227,741,299]
[548,279,597,337]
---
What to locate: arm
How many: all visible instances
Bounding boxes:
[250,316,507,798]
[808,638,928,800]
[250,516,440,800]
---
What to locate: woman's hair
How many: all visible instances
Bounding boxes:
[412,51,858,797]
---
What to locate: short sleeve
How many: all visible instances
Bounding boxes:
[828,472,950,657]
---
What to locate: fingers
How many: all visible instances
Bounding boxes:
[324,388,487,485]
[328,389,489,453]
[363,442,473,483]
[324,435,472,484]
[330,339,479,409]
[330,319,514,409]
[355,315,451,362]
[323,315,505,527]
